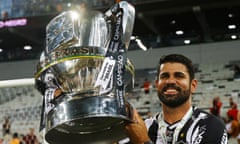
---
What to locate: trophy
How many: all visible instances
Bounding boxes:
[35,1,135,144]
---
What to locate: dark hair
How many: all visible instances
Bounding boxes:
[13,132,18,138]
[157,54,195,80]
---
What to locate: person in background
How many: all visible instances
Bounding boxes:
[2,117,11,137]
[237,109,240,144]
[9,133,20,144]
[233,64,240,79]
[23,128,38,144]
[143,78,151,95]
[210,96,222,117]
[227,103,238,121]
[229,97,235,107]
[226,115,239,140]
[124,54,228,144]
[146,111,152,119]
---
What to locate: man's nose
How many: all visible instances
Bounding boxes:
[166,76,177,83]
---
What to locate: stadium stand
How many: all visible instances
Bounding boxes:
[0,62,239,143]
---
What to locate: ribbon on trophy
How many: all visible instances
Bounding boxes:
[95,3,127,115]
[38,68,58,131]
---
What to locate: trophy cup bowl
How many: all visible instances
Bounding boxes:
[35,3,136,143]
[44,61,134,144]
[36,52,135,144]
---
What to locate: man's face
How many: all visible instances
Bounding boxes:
[155,62,197,108]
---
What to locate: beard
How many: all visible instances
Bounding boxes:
[157,83,191,108]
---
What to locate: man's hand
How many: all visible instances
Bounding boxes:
[125,109,151,144]
[54,88,62,98]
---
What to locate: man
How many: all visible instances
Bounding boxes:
[210,96,222,117]
[23,128,39,144]
[143,78,151,95]
[2,117,10,136]
[124,54,228,144]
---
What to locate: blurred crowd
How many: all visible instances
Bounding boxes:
[210,96,240,144]
[1,118,38,144]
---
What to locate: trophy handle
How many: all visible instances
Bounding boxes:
[105,1,135,49]
[119,1,135,49]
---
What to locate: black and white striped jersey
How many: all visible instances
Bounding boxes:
[146,107,228,144]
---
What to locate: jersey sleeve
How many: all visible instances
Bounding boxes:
[196,115,228,144]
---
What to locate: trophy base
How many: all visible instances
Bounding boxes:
[45,95,133,144]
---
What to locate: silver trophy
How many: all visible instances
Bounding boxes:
[35,1,135,144]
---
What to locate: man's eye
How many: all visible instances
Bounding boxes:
[175,73,185,78]
[160,73,168,79]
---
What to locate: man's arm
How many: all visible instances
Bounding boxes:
[124,109,152,144]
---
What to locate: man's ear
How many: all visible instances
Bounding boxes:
[191,79,198,93]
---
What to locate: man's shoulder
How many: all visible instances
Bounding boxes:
[193,107,225,127]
